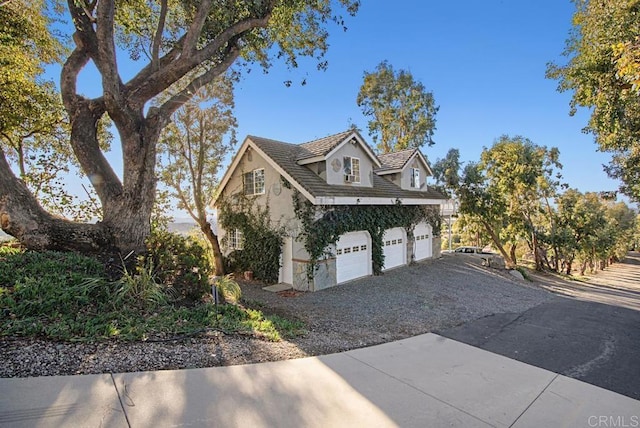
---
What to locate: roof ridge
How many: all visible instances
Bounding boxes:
[299,129,353,146]
[378,148,418,157]
[247,135,297,146]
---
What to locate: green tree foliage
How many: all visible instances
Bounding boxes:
[553,190,606,274]
[442,136,562,269]
[431,148,461,198]
[439,139,636,273]
[555,192,637,275]
[547,0,640,201]
[357,61,438,154]
[0,0,359,256]
[0,1,111,222]
[0,0,64,135]
[480,136,563,270]
[158,77,237,276]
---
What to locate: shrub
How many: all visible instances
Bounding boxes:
[211,273,242,304]
[145,230,212,301]
[0,247,305,342]
[111,260,176,310]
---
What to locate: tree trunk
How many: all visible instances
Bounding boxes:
[480,219,515,268]
[553,246,560,271]
[200,221,225,276]
[509,243,517,266]
[565,258,573,275]
[1,108,158,258]
[532,232,544,271]
[0,147,115,253]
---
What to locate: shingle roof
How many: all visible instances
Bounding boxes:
[248,134,446,202]
[297,130,353,160]
[377,149,417,171]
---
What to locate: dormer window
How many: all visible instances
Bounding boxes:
[244,168,265,195]
[410,168,420,188]
[343,157,361,183]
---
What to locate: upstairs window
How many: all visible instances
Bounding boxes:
[410,168,421,188]
[229,228,243,250]
[244,168,265,195]
[343,157,361,183]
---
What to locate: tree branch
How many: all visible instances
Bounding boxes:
[194,15,271,65]
[95,0,123,114]
[68,98,124,205]
[151,0,169,70]
[153,45,241,124]
[128,13,270,108]
[182,0,213,55]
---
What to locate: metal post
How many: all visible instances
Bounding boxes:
[448,213,452,251]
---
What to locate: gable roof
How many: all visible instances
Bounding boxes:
[214,131,446,207]
[377,148,433,176]
[298,130,353,159]
[296,130,382,168]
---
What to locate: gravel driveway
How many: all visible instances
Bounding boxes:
[243,255,553,355]
[0,255,553,377]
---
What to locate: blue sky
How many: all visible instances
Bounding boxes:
[51,0,631,216]
[231,0,620,197]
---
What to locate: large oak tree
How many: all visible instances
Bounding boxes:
[0,0,359,256]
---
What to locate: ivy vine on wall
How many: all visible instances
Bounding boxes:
[217,194,285,284]
[293,190,442,278]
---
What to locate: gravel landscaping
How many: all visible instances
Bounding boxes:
[0,255,555,377]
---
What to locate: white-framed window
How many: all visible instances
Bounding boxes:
[343,156,361,183]
[229,228,244,250]
[410,168,421,188]
[244,168,265,195]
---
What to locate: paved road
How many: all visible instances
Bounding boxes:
[439,253,640,400]
[532,252,640,311]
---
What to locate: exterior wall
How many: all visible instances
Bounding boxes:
[217,143,444,290]
[218,148,299,254]
[292,257,337,291]
[325,142,375,187]
[400,156,430,191]
[432,236,442,258]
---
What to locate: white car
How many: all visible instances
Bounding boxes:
[453,246,487,254]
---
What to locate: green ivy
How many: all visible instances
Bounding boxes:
[217,194,285,284]
[293,190,442,278]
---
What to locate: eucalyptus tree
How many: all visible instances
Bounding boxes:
[553,189,602,275]
[357,61,438,154]
[158,78,236,276]
[431,148,461,198]
[548,0,640,201]
[480,136,562,270]
[455,161,515,266]
[0,0,359,256]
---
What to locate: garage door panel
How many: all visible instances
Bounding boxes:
[336,232,370,283]
[382,227,406,270]
[414,222,433,261]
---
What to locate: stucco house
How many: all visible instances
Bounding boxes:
[213,129,447,291]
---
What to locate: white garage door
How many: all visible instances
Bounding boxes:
[414,222,433,261]
[336,231,371,284]
[382,227,406,270]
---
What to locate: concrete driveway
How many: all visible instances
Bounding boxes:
[439,253,640,400]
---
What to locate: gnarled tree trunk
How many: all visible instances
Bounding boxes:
[0,147,115,253]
